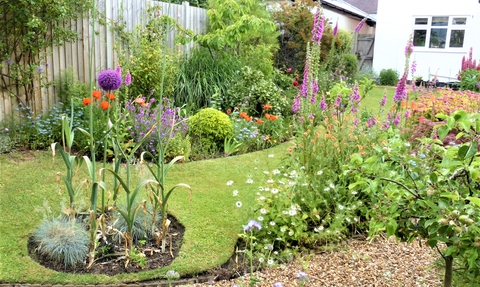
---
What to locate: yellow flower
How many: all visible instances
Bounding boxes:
[144,67,148,71]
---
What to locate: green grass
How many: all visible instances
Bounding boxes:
[362,85,396,116]
[0,144,288,284]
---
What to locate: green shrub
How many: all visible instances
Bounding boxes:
[459,68,480,92]
[226,66,288,117]
[33,217,89,268]
[165,134,191,162]
[341,53,359,81]
[379,69,399,86]
[188,108,234,148]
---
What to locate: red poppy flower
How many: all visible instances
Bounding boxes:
[263,103,272,110]
[106,93,115,101]
[82,98,91,106]
[92,90,101,100]
[100,101,110,110]
[255,119,264,124]
[226,108,232,115]
[239,111,248,119]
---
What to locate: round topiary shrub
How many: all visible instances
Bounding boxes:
[379,68,399,86]
[33,217,89,268]
[188,108,234,149]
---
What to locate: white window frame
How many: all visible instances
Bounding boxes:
[412,15,469,51]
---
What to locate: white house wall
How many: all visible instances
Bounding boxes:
[322,8,375,34]
[372,0,480,82]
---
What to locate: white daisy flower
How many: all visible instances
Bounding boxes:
[263,171,270,175]
[338,205,344,210]
[351,191,358,195]
[271,188,279,194]
[258,216,264,221]
[236,201,242,208]
[317,170,323,175]
[273,169,280,175]
[289,210,297,216]
[226,180,234,186]
[246,179,254,184]
[264,187,270,192]
[259,196,266,201]
[268,154,274,158]
[267,179,274,184]
[233,190,239,196]
[270,221,276,226]
[329,183,335,189]
[259,257,265,262]
[260,209,267,214]
[267,259,274,265]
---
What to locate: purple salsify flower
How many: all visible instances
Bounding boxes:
[244,220,262,232]
[292,95,301,113]
[320,96,327,110]
[98,69,123,91]
[354,18,367,33]
[125,71,132,86]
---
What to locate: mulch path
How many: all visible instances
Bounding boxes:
[188,236,443,287]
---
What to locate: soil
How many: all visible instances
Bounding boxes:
[27,215,186,276]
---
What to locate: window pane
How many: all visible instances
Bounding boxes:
[413,30,427,46]
[449,30,465,47]
[415,18,428,25]
[452,17,467,25]
[429,28,447,48]
[432,16,448,26]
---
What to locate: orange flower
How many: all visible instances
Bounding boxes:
[226,108,232,115]
[410,101,417,110]
[265,113,271,119]
[246,116,253,122]
[239,111,248,119]
[92,90,101,100]
[100,101,110,110]
[134,97,145,105]
[106,93,115,101]
[263,103,272,110]
[401,101,407,109]
[269,115,278,121]
[255,119,264,124]
[82,98,91,106]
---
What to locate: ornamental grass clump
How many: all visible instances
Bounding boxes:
[33,217,89,268]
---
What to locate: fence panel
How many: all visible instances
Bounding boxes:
[0,1,207,123]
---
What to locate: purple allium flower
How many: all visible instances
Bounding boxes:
[292,95,301,113]
[125,71,132,86]
[98,69,123,91]
[354,18,367,33]
[320,96,327,110]
[380,93,387,107]
[273,283,285,287]
[244,220,262,232]
[333,20,338,36]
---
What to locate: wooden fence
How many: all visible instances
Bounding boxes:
[0,0,207,122]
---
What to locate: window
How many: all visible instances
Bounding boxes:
[412,16,467,49]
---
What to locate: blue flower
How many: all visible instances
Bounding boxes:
[244,220,262,232]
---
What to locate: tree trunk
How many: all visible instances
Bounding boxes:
[444,255,453,287]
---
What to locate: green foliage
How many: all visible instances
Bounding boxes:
[114,7,190,102]
[33,217,89,268]
[198,0,278,77]
[0,129,15,153]
[227,66,288,117]
[173,48,243,113]
[379,69,399,86]
[165,134,191,161]
[111,209,159,244]
[54,68,89,105]
[341,53,359,80]
[0,0,91,108]
[188,108,234,149]
[459,69,480,92]
[346,110,480,286]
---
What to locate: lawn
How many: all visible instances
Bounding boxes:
[0,144,287,284]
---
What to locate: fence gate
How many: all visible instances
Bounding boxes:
[353,34,375,71]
